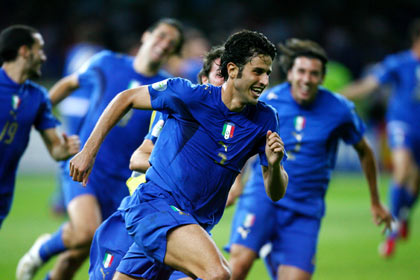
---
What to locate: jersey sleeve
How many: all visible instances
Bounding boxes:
[148,78,200,118]
[370,55,398,85]
[34,88,60,131]
[77,50,109,88]
[339,101,366,145]
[144,111,167,144]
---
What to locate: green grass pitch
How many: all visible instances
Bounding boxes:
[1,173,419,279]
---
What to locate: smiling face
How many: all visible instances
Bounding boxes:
[287,56,324,105]
[141,23,181,66]
[25,33,47,78]
[232,54,272,106]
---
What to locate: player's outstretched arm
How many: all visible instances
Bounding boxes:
[70,85,153,186]
[262,130,288,202]
[49,74,80,106]
[40,129,80,161]
[353,137,393,233]
[339,75,379,101]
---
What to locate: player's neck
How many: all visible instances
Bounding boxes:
[133,55,160,77]
[221,82,246,112]
[2,61,28,84]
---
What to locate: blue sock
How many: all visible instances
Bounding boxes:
[403,188,418,209]
[389,182,406,219]
[39,226,67,262]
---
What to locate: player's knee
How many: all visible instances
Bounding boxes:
[72,227,96,247]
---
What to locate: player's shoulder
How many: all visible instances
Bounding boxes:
[162,77,215,95]
[260,82,289,103]
[92,50,133,66]
[382,49,414,67]
[319,87,355,112]
[25,80,48,96]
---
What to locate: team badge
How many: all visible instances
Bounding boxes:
[243,213,256,228]
[152,79,168,91]
[294,116,306,131]
[222,122,235,140]
[103,252,114,268]
[12,95,21,110]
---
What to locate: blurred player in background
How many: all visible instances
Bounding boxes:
[340,18,420,258]
[225,38,392,280]
[69,30,287,280]
[90,46,224,280]
[50,19,105,215]
[16,18,184,280]
[0,25,80,229]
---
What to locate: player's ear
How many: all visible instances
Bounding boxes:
[227,62,239,79]
[201,76,209,84]
[18,45,30,59]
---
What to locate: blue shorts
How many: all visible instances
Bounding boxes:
[89,210,132,280]
[264,206,321,276]
[225,192,276,254]
[387,121,420,165]
[61,162,129,220]
[117,182,200,279]
[89,206,190,280]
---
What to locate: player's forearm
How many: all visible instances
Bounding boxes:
[263,163,288,202]
[49,143,73,161]
[49,74,80,105]
[340,76,379,101]
[357,142,381,205]
[129,150,151,172]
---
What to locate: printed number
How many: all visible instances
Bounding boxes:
[0,121,18,144]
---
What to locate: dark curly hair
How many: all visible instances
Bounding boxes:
[197,46,224,84]
[220,30,277,80]
[0,25,38,63]
[277,38,328,75]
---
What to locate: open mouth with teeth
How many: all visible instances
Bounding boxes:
[251,87,264,98]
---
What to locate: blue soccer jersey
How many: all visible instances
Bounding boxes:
[0,68,58,226]
[61,50,171,218]
[128,78,279,229]
[371,50,420,127]
[58,43,104,135]
[243,82,365,218]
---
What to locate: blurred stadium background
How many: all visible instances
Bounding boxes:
[1,0,420,278]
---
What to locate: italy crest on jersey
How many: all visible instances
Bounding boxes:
[222,122,235,140]
[294,116,306,131]
[12,95,21,110]
[152,79,168,91]
[103,252,114,268]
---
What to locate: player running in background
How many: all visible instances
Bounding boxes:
[90,45,225,280]
[69,30,288,280]
[340,19,420,258]
[17,18,184,280]
[0,25,80,229]
[225,38,392,280]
